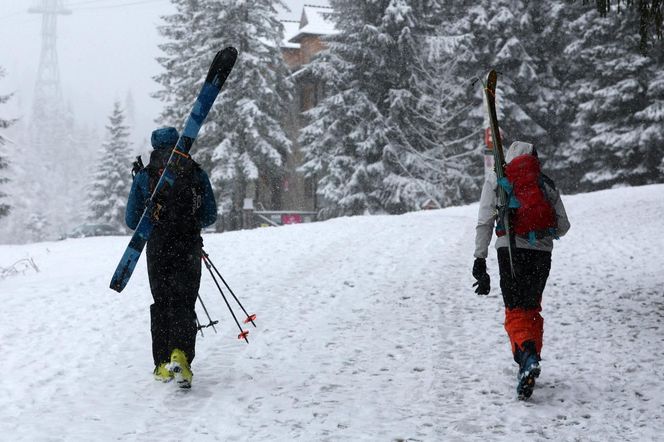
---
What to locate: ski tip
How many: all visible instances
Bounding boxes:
[486,69,498,88]
[206,47,238,85]
[223,46,238,58]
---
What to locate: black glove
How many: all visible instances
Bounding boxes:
[472,258,490,295]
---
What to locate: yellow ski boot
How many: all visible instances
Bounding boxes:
[153,362,173,382]
[168,349,193,389]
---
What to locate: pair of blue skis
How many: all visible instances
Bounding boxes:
[110,47,238,293]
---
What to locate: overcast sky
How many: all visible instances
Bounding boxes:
[0,0,329,147]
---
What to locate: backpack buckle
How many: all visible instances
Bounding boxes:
[147,199,165,223]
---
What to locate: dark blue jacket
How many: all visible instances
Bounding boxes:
[125,167,217,231]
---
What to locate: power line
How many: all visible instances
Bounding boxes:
[1,0,169,21]
[69,0,169,11]
[0,17,41,33]
[0,11,27,22]
[67,0,125,6]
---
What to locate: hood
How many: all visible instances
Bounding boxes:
[505,141,534,164]
[151,127,179,150]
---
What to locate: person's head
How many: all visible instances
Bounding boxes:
[505,141,536,163]
[151,127,179,150]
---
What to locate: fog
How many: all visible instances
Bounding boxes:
[0,0,329,141]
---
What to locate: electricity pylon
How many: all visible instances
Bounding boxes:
[29,0,71,128]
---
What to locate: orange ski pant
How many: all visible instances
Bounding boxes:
[504,306,544,356]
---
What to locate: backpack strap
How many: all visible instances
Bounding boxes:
[497,177,521,209]
[539,173,558,209]
[538,173,560,241]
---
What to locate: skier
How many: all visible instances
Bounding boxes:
[125,126,217,388]
[472,141,570,400]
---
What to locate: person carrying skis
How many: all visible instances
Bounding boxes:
[472,141,570,399]
[125,127,217,388]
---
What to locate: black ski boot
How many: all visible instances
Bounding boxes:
[516,354,540,400]
[515,342,541,400]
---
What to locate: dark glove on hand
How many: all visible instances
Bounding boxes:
[472,258,490,295]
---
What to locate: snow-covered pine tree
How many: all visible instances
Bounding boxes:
[206,0,293,229]
[451,2,559,149]
[124,90,136,131]
[153,0,208,132]
[529,1,589,155]
[421,3,501,203]
[588,0,663,53]
[25,213,50,243]
[383,1,481,209]
[553,6,664,191]
[633,49,664,184]
[0,66,15,220]
[155,0,293,230]
[86,102,133,232]
[301,0,475,217]
[435,1,602,197]
[0,140,9,219]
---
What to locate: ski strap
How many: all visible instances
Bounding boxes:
[497,177,520,209]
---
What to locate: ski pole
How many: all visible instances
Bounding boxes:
[202,253,250,343]
[196,293,219,334]
[195,315,204,338]
[201,249,257,327]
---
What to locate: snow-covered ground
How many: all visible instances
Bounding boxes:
[1,184,663,441]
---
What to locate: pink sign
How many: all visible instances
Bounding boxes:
[281,214,303,225]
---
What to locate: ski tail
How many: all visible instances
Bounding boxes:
[110,234,148,292]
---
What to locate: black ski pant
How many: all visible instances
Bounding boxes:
[497,247,551,310]
[146,236,201,366]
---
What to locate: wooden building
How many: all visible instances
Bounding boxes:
[238,5,335,229]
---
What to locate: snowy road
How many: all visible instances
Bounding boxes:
[1,185,663,441]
